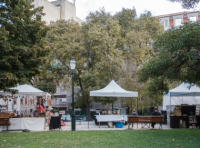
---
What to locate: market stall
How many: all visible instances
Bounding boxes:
[90,80,138,128]
[0,84,51,112]
[0,84,51,132]
[163,83,200,128]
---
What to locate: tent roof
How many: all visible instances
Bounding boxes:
[0,84,46,95]
[165,83,200,96]
[90,80,138,97]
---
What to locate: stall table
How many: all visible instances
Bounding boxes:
[0,117,45,131]
[96,115,127,128]
[170,116,200,128]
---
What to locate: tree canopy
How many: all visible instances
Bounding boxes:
[45,8,165,111]
[0,0,50,92]
[168,0,200,9]
[46,8,123,110]
[116,10,164,109]
[138,22,200,96]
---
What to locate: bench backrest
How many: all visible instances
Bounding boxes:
[0,113,10,118]
[128,115,164,123]
[150,117,162,123]
[0,118,11,125]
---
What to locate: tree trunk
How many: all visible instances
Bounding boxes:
[79,78,86,104]
[131,98,132,114]
[86,100,90,121]
[79,78,90,120]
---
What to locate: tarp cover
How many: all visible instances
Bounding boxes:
[0,118,45,131]
[163,83,200,110]
[90,80,138,97]
[165,83,200,97]
[96,115,128,122]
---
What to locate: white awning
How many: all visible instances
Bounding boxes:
[165,83,200,97]
[0,84,47,95]
[90,80,138,97]
[163,83,200,110]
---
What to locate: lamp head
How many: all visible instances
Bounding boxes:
[70,57,76,70]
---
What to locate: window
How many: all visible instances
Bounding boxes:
[187,13,198,23]
[175,18,182,26]
[189,16,197,22]
[161,20,169,30]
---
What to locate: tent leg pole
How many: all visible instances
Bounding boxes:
[170,93,171,114]
[170,93,171,126]
[112,102,113,114]
[137,97,138,114]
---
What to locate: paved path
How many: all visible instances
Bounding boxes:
[0,121,172,133]
[45,121,172,131]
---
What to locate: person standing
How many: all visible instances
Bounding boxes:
[151,107,161,129]
[35,102,45,116]
[130,110,138,129]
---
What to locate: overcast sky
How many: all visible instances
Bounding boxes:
[49,0,192,21]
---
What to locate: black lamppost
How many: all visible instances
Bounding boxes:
[70,57,76,131]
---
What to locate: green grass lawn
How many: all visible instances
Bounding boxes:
[0,129,200,148]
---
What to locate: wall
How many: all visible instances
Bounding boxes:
[60,0,76,20]
[74,17,83,25]
[32,0,40,7]
[33,0,60,24]
[33,0,82,24]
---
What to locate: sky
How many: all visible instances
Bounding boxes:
[49,0,192,21]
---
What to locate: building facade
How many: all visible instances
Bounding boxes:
[32,0,82,24]
[157,11,200,30]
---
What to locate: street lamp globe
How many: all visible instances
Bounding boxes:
[70,57,76,70]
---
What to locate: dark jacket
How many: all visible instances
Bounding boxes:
[131,113,138,116]
[151,111,161,115]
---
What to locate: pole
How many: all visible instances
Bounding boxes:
[169,92,171,125]
[137,97,138,114]
[112,102,113,114]
[71,71,76,131]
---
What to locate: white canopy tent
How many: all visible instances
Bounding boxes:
[163,83,200,110]
[0,84,47,95]
[90,80,138,97]
[0,84,50,111]
[89,80,138,128]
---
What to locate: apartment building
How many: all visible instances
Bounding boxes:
[157,11,200,30]
[32,0,82,24]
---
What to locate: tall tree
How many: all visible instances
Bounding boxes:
[46,19,82,94]
[81,9,123,110]
[114,7,137,37]
[116,10,164,109]
[33,57,64,94]
[138,22,200,96]
[47,9,123,112]
[0,0,50,92]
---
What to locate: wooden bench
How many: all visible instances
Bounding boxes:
[0,113,12,132]
[127,115,164,129]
